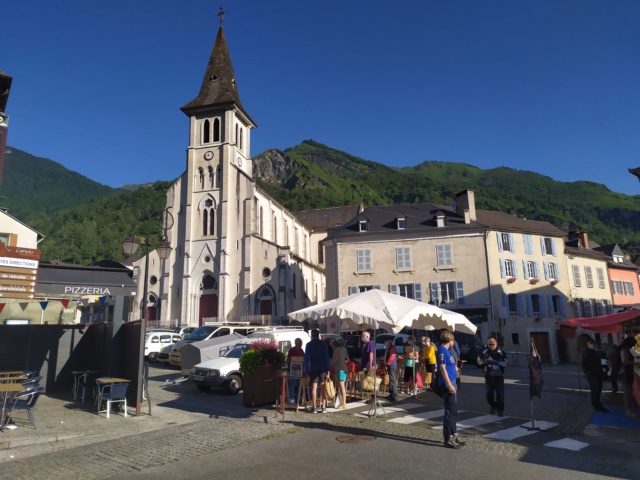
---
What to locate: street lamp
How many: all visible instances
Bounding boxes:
[122,205,174,416]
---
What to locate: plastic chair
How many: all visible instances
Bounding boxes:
[20,376,43,390]
[97,382,129,419]
[8,386,44,429]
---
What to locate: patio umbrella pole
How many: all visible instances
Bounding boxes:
[367,330,386,418]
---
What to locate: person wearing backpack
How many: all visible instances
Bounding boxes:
[477,335,508,416]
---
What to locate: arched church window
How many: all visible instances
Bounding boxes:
[208,166,214,188]
[202,209,208,236]
[202,275,217,290]
[209,209,215,235]
[205,198,213,207]
[213,118,220,142]
[240,128,244,150]
[203,119,210,144]
[216,166,222,185]
[198,167,204,190]
[235,124,238,145]
[259,207,264,236]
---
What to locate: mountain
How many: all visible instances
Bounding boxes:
[0,147,125,218]
[253,140,640,246]
[2,141,639,264]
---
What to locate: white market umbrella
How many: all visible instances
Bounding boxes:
[288,289,477,335]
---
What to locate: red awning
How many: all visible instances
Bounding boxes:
[557,309,640,334]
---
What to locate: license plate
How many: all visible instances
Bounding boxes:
[192,375,204,382]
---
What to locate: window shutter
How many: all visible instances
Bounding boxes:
[513,261,519,279]
[389,284,398,295]
[554,263,561,281]
[547,295,554,315]
[559,296,567,316]
[502,293,508,308]
[348,286,358,295]
[522,260,529,279]
[455,281,464,305]
[524,235,533,255]
[516,294,525,317]
[534,262,541,279]
[543,262,550,280]
[540,237,547,256]
[430,283,439,304]
[572,265,581,287]
[499,259,506,278]
[497,232,503,252]
[414,283,423,302]
[526,294,533,317]
[509,233,515,253]
[539,295,548,317]
[551,239,557,256]
[574,299,582,318]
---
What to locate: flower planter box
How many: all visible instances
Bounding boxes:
[242,365,277,407]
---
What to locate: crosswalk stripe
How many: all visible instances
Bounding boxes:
[432,414,508,430]
[388,409,467,424]
[544,438,589,451]
[484,421,558,441]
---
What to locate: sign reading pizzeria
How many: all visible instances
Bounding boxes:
[0,242,40,299]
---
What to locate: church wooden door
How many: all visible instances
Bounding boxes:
[199,294,218,326]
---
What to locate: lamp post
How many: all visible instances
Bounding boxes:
[122,205,173,416]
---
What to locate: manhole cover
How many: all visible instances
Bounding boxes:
[335,434,377,443]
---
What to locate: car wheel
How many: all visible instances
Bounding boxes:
[224,375,242,395]
[148,353,158,363]
[196,384,212,393]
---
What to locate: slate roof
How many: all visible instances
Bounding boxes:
[292,206,362,231]
[473,209,566,237]
[181,26,255,125]
[593,244,640,271]
[326,203,483,240]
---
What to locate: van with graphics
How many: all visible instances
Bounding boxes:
[189,327,310,395]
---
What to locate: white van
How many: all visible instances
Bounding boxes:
[168,323,271,367]
[144,332,183,362]
[189,327,310,395]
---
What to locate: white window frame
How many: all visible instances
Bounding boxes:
[356,249,372,272]
[395,246,412,270]
[504,259,516,278]
[436,243,453,267]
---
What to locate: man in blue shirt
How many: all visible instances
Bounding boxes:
[437,330,465,449]
[304,329,330,413]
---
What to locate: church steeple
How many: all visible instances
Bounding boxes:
[181,15,254,125]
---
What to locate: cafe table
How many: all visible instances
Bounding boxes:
[0,375,27,384]
[72,370,100,402]
[0,383,23,431]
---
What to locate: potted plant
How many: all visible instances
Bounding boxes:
[529,278,540,285]
[507,277,516,283]
[239,339,286,407]
[550,279,559,285]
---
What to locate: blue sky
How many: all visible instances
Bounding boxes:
[3,1,639,195]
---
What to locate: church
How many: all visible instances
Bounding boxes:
[135,15,352,327]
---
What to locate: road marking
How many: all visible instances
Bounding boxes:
[484,421,558,440]
[432,414,508,430]
[544,438,589,451]
[388,409,467,424]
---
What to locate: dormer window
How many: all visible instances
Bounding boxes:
[358,220,369,232]
[434,212,445,228]
[396,217,406,229]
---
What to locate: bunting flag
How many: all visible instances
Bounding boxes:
[19,302,29,311]
[0,303,4,314]
[39,301,49,311]
[99,296,107,306]
[528,337,544,400]
[60,299,70,308]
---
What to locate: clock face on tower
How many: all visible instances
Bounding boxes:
[204,151,213,161]
[237,157,243,167]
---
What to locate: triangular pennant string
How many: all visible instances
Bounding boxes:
[60,299,70,308]
[99,296,107,306]
[0,303,5,314]
[39,301,49,311]
[19,302,29,311]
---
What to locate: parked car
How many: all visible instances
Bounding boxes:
[169,323,271,367]
[189,328,310,394]
[344,334,362,360]
[374,333,410,359]
[144,332,183,362]
[157,343,174,363]
[173,326,196,339]
[454,331,483,364]
[320,333,343,358]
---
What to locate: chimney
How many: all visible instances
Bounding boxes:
[578,231,589,249]
[455,189,476,221]
[464,209,470,225]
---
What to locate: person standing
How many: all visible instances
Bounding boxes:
[304,329,330,413]
[618,336,639,417]
[437,330,465,449]
[404,335,419,394]
[449,337,462,389]
[384,337,398,401]
[477,336,508,416]
[360,331,375,372]
[330,339,348,409]
[286,338,305,404]
[581,337,608,412]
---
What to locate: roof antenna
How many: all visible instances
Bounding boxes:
[218,7,224,26]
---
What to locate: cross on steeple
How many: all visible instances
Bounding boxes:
[218,7,224,26]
